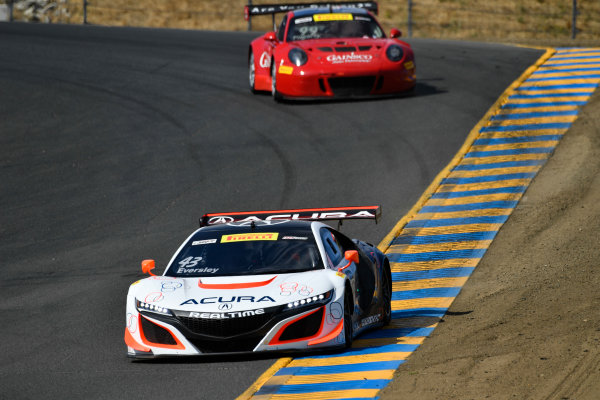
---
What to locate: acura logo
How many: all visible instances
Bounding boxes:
[208,216,234,225]
[218,303,232,310]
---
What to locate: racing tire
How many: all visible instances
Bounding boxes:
[248,51,257,94]
[343,292,353,348]
[271,63,283,102]
[382,262,392,326]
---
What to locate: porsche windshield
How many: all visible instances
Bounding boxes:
[287,13,384,41]
[165,227,323,277]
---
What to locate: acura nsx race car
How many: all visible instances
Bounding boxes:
[247,1,416,100]
[124,206,392,358]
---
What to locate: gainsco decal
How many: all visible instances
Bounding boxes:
[221,233,278,243]
[187,309,264,319]
[180,296,275,305]
[327,53,373,64]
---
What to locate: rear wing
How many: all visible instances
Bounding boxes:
[200,206,381,227]
[244,1,379,30]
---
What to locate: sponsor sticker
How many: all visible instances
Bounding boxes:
[278,65,294,75]
[326,53,373,64]
[282,236,308,240]
[221,232,278,243]
[314,13,353,21]
[404,60,414,70]
[295,16,313,24]
[259,51,271,68]
[192,239,217,246]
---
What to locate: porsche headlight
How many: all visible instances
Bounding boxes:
[136,299,172,316]
[386,45,404,62]
[286,289,333,310]
[288,48,308,66]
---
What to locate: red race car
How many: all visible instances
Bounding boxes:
[246,1,416,101]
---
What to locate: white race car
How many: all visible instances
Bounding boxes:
[124,206,392,358]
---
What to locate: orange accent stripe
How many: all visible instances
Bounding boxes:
[124,327,151,352]
[308,318,344,346]
[203,206,379,217]
[198,276,277,289]
[269,307,325,345]
[138,316,185,350]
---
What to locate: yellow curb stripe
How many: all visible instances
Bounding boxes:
[393,277,470,291]
[389,240,492,254]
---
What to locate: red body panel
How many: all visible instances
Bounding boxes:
[249,15,416,99]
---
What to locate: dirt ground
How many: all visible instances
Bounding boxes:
[380,91,600,400]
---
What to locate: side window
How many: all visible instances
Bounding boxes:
[320,228,343,267]
[277,14,288,42]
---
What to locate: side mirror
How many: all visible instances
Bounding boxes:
[141,259,156,276]
[265,31,277,42]
[338,250,359,273]
[344,250,359,264]
[390,28,402,38]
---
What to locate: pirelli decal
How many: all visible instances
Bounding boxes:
[221,232,279,243]
[314,13,353,21]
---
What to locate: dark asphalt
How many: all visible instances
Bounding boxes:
[0,22,542,400]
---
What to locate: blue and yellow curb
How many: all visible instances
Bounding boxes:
[237,47,600,400]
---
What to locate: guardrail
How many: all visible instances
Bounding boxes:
[1,0,599,41]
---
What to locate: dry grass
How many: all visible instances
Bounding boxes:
[5,0,600,44]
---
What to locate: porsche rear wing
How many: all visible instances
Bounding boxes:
[244,1,378,30]
[200,206,381,227]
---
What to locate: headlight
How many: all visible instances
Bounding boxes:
[286,289,333,310]
[288,48,308,66]
[136,299,172,316]
[386,45,404,62]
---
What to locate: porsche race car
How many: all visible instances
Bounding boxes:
[124,206,392,358]
[247,1,416,100]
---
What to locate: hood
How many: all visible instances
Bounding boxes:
[294,37,393,66]
[129,270,337,313]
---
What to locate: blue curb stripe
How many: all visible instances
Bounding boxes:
[430,187,526,199]
[393,231,498,245]
[420,201,518,212]
[502,101,586,108]
[525,75,600,82]
[480,122,572,132]
[441,172,535,184]
[392,287,462,300]
[387,248,487,262]
[392,267,477,282]
[403,215,509,227]
[516,83,598,90]
[275,361,406,376]
[298,344,422,358]
[392,309,448,318]
[509,92,592,99]
[256,379,391,394]
[533,67,600,74]
[465,148,554,157]
[474,135,564,144]
[546,55,600,60]
[453,160,546,170]
[360,328,433,339]
[490,111,576,120]
[542,61,600,66]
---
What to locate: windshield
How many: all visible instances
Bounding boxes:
[165,229,323,277]
[287,13,384,41]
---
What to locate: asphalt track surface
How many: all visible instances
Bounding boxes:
[0,23,542,400]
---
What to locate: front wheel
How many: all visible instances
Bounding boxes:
[271,63,282,102]
[344,292,353,348]
[248,51,257,94]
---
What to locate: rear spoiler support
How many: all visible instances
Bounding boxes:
[244,1,379,31]
[200,206,381,229]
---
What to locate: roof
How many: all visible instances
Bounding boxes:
[198,220,315,234]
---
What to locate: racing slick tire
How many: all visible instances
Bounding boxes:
[271,63,283,102]
[248,50,257,94]
[343,291,353,348]
[382,261,392,326]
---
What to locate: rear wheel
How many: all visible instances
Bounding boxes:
[248,51,257,93]
[343,292,353,348]
[382,262,392,326]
